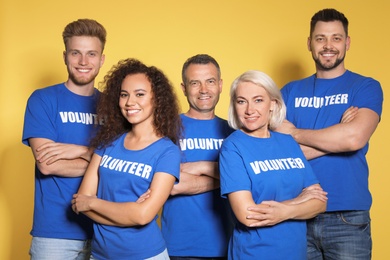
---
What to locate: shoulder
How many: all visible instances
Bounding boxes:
[346,70,381,87]
[282,74,314,89]
[28,83,65,100]
[222,130,245,147]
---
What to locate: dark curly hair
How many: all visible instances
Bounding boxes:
[91,58,182,149]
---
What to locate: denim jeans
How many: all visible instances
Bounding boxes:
[169,257,226,260]
[30,237,91,260]
[90,248,169,260]
[307,210,372,260]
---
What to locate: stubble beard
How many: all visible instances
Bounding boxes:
[313,53,345,71]
[68,70,97,86]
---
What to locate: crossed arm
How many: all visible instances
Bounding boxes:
[28,137,93,177]
[170,161,220,195]
[72,153,176,226]
[277,107,379,160]
[229,184,327,227]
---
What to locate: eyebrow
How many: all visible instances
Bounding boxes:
[314,33,344,37]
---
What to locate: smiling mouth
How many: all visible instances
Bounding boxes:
[245,116,259,121]
[321,52,338,57]
[198,96,211,100]
[77,68,91,73]
[126,109,140,115]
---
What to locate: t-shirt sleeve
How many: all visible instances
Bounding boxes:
[155,144,181,181]
[219,140,251,198]
[22,90,57,146]
[352,77,383,117]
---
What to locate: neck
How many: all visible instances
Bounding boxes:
[315,66,346,79]
[64,80,95,96]
[185,109,215,120]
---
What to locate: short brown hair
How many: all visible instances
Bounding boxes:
[62,18,107,51]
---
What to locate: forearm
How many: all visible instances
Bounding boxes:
[82,210,119,226]
[76,172,175,226]
[181,161,219,179]
[87,198,152,227]
[37,158,89,177]
[285,199,326,220]
[292,109,379,153]
[293,126,353,153]
[171,173,219,196]
[300,144,327,160]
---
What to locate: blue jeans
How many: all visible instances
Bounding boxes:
[90,248,169,260]
[307,211,372,260]
[169,257,226,260]
[30,237,91,260]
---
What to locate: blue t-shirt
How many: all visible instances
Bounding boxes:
[161,114,235,257]
[22,83,101,239]
[219,130,319,260]
[92,133,180,260]
[281,70,383,211]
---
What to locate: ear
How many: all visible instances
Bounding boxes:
[100,54,105,68]
[307,37,312,52]
[218,79,223,94]
[270,100,276,112]
[180,83,187,96]
[63,51,67,65]
[346,36,351,51]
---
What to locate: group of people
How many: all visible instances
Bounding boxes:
[22,8,383,260]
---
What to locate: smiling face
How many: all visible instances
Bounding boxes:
[308,21,350,77]
[235,81,275,138]
[181,63,222,119]
[63,36,105,89]
[119,73,154,127]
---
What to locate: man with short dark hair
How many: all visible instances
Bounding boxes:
[161,54,234,259]
[277,8,383,259]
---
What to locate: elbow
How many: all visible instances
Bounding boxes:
[310,200,327,218]
[234,214,255,227]
[124,208,156,227]
[36,162,52,175]
[318,201,327,214]
[341,130,368,152]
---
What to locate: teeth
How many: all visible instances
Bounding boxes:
[322,53,335,57]
[78,69,90,72]
[127,110,139,114]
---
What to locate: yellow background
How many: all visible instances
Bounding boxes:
[1,1,388,259]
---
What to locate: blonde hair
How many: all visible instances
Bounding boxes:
[228,70,286,130]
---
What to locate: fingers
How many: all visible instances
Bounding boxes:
[71,197,79,214]
[341,106,358,123]
[136,189,151,203]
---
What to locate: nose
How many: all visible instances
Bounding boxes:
[245,102,254,114]
[79,54,88,65]
[199,83,208,94]
[125,95,135,106]
[323,39,333,50]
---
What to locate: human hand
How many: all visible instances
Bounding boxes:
[246,201,290,227]
[72,194,97,214]
[340,106,358,123]
[275,119,297,136]
[136,189,151,203]
[36,142,90,164]
[290,184,328,205]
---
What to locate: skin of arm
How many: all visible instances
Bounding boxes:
[29,137,92,177]
[73,153,176,227]
[170,161,219,195]
[277,108,379,154]
[229,184,327,227]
